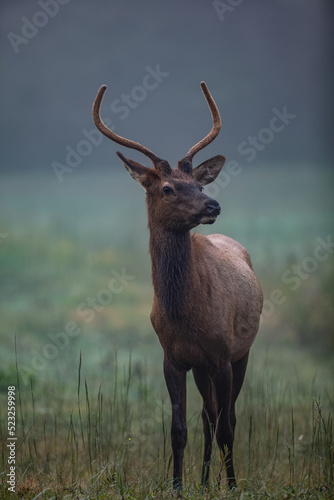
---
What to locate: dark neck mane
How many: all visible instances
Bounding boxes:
[149,225,193,321]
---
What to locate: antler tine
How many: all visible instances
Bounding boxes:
[182,82,221,165]
[92,85,160,165]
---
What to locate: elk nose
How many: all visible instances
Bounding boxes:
[206,200,221,215]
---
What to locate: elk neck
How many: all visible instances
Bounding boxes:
[148,222,195,322]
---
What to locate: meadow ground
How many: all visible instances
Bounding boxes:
[0,164,333,498]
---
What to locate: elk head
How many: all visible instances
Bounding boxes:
[92,82,225,232]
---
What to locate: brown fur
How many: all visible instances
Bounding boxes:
[130,166,263,490]
[92,82,263,490]
[150,230,262,370]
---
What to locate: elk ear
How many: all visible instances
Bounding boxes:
[192,155,225,186]
[116,152,154,187]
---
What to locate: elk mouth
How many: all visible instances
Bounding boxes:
[195,202,221,225]
[195,213,218,225]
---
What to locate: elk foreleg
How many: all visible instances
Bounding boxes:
[214,363,236,489]
[192,367,217,487]
[163,356,187,491]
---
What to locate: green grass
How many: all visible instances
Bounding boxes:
[0,349,333,499]
[0,164,333,498]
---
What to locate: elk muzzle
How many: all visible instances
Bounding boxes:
[195,198,221,225]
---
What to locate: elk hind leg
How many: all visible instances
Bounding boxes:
[231,352,249,433]
[214,363,236,489]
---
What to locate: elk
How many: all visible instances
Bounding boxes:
[92,82,263,490]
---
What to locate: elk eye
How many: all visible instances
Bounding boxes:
[163,185,173,195]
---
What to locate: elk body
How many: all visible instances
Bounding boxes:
[92,82,263,490]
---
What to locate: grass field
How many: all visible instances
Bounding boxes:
[0,164,333,498]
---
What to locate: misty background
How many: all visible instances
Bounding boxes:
[1,0,333,173]
[0,0,333,382]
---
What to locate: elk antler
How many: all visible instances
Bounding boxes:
[179,82,221,173]
[92,85,161,165]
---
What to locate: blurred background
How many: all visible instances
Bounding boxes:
[0,0,333,396]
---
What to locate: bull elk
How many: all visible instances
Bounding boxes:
[92,82,263,490]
